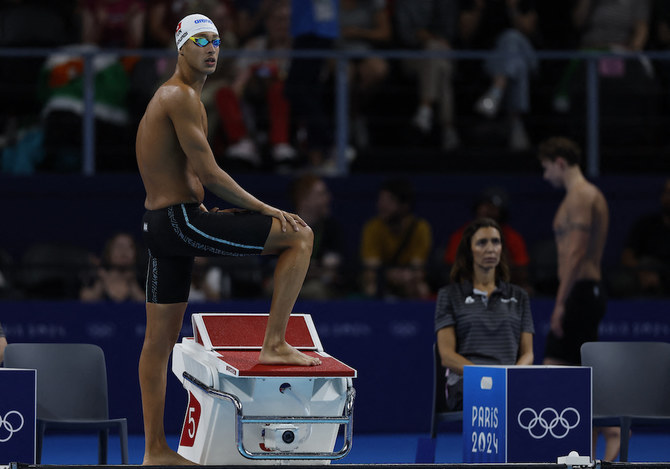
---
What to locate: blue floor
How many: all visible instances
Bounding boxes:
[36,432,670,465]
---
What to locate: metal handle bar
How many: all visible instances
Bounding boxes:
[182,371,355,460]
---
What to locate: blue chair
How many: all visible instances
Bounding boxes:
[581,341,670,462]
[4,343,129,464]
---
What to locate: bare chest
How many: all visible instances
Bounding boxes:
[553,200,570,239]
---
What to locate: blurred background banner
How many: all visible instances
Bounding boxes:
[1,297,668,435]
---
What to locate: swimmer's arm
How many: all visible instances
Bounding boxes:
[436,326,473,376]
[555,196,592,308]
[165,87,266,212]
[165,87,303,232]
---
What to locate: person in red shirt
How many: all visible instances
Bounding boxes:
[444,187,530,291]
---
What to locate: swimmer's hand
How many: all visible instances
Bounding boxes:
[260,204,307,233]
[550,303,565,338]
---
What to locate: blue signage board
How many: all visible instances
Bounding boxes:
[0,369,37,465]
[463,366,591,463]
[463,366,507,462]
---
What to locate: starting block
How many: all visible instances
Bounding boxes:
[171,313,357,465]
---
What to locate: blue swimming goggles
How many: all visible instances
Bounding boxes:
[189,36,221,48]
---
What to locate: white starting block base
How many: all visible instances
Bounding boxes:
[171,313,357,465]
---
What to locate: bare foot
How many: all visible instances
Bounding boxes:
[259,342,321,366]
[143,448,197,466]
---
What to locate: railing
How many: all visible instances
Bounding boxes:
[2,46,669,176]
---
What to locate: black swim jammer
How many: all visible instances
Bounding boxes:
[142,203,272,303]
[544,279,606,364]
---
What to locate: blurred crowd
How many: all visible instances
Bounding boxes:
[1,0,669,302]
[2,0,670,174]
[0,174,668,302]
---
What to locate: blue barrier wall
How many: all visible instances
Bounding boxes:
[1,299,669,435]
[1,173,669,435]
[0,173,667,274]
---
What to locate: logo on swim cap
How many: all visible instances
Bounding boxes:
[175,14,219,50]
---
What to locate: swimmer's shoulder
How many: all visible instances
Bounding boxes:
[569,179,606,208]
[151,80,200,117]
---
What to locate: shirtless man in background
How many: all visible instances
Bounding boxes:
[136,13,319,465]
[537,136,617,460]
[537,136,608,362]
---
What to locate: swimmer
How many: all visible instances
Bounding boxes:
[136,13,320,465]
[537,137,609,365]
[537,137,616,460]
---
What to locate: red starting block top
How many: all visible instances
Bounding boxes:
[193,313,321,351]
[215,350,357,377]
[189,313,356,377]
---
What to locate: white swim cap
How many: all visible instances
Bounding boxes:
[175,14,219,50]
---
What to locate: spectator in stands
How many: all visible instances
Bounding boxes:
[394,0,461,151]
[435,217,534,411]
[645,1,670,115]
[338,0,392,150]
[146,0,186,48]
[81,0,152,144]
[460,0,539,151]
[284,0,339,171]
[651,1,670,51]
[81,0,146,49]
[360,177,433,299]
[620,178,670,296]
[215,0,297,168]
[443,186,531,291]
[575,0,650,51]
[552,0,652,113]
[290,173,345,298]
[188,257,223,302]
[235,0,274,42]
[80,232,145,302]
[0,322,7,366]
[38,0,148,172]
[37,47,136,172]
[0,0,77,174]
[0,249,15,299]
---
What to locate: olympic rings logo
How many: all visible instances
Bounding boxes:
[0,411,25,442]
[517,407,580,439]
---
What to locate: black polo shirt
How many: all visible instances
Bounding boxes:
[435,280,534,366]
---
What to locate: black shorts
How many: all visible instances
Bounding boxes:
[142,203,272,303]
[544,280,606,365]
